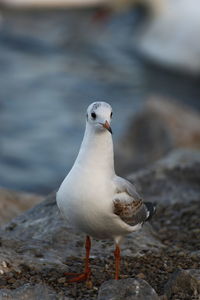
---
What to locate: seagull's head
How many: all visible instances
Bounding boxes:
[86,102,113,134]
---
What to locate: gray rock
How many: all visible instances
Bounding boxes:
[189,251,200,260]
[115,98,200,175]
[98,278,159,300]
[0,188,43,226]
[0,191,162,275]
[128,149,200,206]
[164,269,200,299]
[136,0,200,74]
[0,0,103,9]
[0,148,199,276]
[0,283,57,300]
[0,148,199,300]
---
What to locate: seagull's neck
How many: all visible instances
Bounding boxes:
[74,123,115,176]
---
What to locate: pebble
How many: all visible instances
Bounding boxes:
[57,277,66,284]
[2,261,7,268]
[7,278,16,284]
[136,273,146,279]
[86,280,93,289]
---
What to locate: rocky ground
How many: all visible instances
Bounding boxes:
[0,201,199,299]
[115,98,200,175]
[0,188,43,226]
[0,149,199,299]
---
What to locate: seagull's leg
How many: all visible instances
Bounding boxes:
[84,235,91,276]
[65,235,91,283]
[114,244,121,280]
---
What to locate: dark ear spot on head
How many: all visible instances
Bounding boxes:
[86,113,88,121]
[92,103,101,110]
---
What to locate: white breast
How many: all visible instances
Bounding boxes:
[56,165,115,238]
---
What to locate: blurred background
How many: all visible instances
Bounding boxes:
[0,0,200,196]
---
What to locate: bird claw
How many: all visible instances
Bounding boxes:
[64,270,91,283]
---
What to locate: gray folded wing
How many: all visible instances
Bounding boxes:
[113,176,150,226]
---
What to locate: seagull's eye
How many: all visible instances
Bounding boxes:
[110,112,113,118]
[91,112,96,119]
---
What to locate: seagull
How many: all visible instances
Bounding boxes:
[56,101,155,282]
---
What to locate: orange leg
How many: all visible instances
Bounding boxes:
[114,244,121,280]
[65,235,91,283]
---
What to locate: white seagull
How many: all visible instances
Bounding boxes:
[56,101,155,282]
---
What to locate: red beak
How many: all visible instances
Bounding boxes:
[102,120,112,134]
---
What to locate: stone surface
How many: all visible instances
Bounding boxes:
[0,191,162,276]
[0,0,103,9]
[128,149,200,206]
[164,269,200,299]
[136,0,200,74]
[0,188,43,226]
[98,278,159,300]
[0,283,57,300]
[0,149,199,299]
[115,98,200,175]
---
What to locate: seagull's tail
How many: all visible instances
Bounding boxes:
[144,202,156,222]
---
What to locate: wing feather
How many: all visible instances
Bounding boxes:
[113,176,151,226]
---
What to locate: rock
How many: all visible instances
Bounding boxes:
[115,98,200,175]
[98,278,159,300]
[0,191,163,276]
[0,0,104,9]
[189,251,200,260]
[0,283,57,300]
[135,0,200,74]
[129,148,200,206]
[0,148,199,270]
[0,149,199,298]
[163,269,200,299]
[0,188,43,226]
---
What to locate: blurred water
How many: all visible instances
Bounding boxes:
[0,9,200,194]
